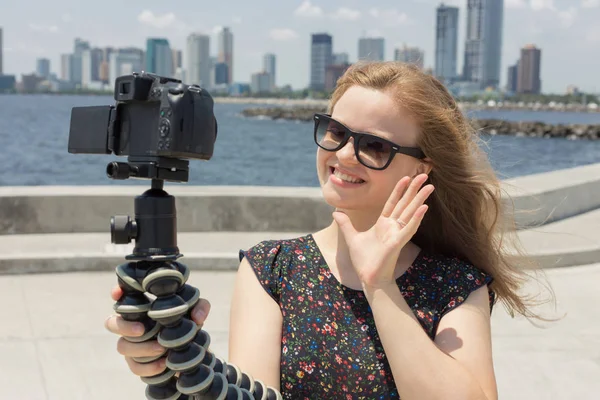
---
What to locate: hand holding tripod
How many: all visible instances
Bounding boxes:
[109,158,282,400]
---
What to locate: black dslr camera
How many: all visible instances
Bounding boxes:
[68,72,218,182]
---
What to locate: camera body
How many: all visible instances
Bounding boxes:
[68,72,217,161]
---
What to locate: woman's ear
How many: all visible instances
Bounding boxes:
[417,158,433,176]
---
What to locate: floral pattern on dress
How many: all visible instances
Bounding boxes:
[239,234,495,400]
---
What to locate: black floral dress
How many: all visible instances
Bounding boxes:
[239,234,495,400]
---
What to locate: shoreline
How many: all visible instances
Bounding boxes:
[240,106,600,140]
[2,92,598,113]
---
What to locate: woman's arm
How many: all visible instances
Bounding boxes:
[365,284,497,400]
[228,257,283,390]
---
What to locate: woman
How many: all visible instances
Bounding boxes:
[106,62,546,399]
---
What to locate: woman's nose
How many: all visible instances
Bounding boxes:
[336,138,359,164]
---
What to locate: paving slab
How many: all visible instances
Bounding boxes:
[0,263,598,399]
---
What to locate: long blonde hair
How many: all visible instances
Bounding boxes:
[329,61,554,320]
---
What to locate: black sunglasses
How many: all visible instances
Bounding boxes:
[313,113,425,170]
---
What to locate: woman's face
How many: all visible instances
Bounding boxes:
[316,85,425,215]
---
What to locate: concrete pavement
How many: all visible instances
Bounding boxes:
[0,263,598,399]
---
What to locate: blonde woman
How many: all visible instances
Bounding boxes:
[107,62,548,400]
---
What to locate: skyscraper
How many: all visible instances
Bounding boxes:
[263,53,276,90]
[517,45,541,94]
[394,44,425,70]
[506,63,518,93]
[36,58,50,79]
[310,33,333,91]
[0,27,3,75]
[186,33,211,88]
[109,49,144,87]
[60,54,72,81]
[71,38,90,85]
[146,38,173,77]
[358,37,385,61]
[462,0,504,89]
[333,53,349,65]
[217,27,234,84]
[435,4,459,82]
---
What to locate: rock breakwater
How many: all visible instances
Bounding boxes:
[241,107,600,140]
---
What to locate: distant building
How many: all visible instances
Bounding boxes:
[109,50,143,87]
[310,33,333,91]
[218,27,234,84]
[358,37,385,61]
[36,58,51,79]
[462,0,504,89]
[394,44,425,70]
[506,63,518,93]
[20,73,45,92]
[435,4,459,82]
[81,48,103,88]
[213,62,229,85]
[172,49,182,71]
[263,53,276,91]
[229,83,250,97]
[146,38,173,77]
[60,54,72,81]
[71,38,90,85]
[325,63,351,91]
[566,85,580,96]
[251,71,271,94]
[0,27,3,75]
[333,53,349,65]
[0,75,15,91]
[187,33,211,88]
[517,44,541,94]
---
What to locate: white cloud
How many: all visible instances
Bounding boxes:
[331,7,361,21]
[369,8,409,26]
[369,8,380,18]
[294,1,323,18]
[530,0,555,11]
[557,7,577,27]
[28,23,58,33]
[582,0,600,8]
[212,25,223,34]
[232,16,242,24]
[269,28,298,41]
[506,0,527,8]
[137,10,178,29]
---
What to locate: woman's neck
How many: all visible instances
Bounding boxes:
[312,210,420,289]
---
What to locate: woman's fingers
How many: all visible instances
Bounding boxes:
[105,315,145,337]
[381,177,411,218]
[398,184,435,224]
[124,356,167,377]
[111,286,123,302]
[190,298,211,327]
[116,337,166,358]
[390,174,429,220]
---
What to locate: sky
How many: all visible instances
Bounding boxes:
[1,0,599,93]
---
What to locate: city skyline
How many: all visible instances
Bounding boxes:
[0,0,599,93]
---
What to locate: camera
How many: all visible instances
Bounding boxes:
[67,72,218,174]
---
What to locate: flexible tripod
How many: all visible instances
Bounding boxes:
[109,157,282,400]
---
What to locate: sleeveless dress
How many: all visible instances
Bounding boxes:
[239,234,495,400]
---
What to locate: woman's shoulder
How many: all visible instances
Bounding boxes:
[238,234,314,303]
[238,234,313,263]
[411,250,495,312]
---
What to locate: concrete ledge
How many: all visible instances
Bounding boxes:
[1,163,600,235]
[1,205,598,273]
